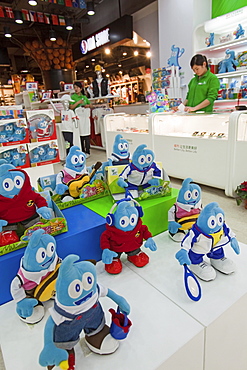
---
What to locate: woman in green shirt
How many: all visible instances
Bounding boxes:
[70,81,91,110]
[183,54,220,113]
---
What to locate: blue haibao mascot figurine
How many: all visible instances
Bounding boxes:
[218,49,238,73]
[101,197,157,274]
[205,33,214,47]
[4,121,15,140]
[167,44,185,69]
[168,178,202,242]
[233,24,245,39]
[175,202,240,281]
[39,255,130,370]
[117,144,161,198]
[108,134,130,166]
[0,160,51,239]
[10,229,61,324]
[12,126,26,142]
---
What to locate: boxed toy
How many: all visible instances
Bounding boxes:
[0,191,68,256]
[0,118,29,146]
[106,163,171,202]
[0,105,25,119]
[28,140,60,166]
[26,109,57,142]
[0,144,30,169]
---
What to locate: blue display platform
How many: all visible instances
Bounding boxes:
[0,205,105,306]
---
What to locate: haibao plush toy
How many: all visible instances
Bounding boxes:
[168,178,202,242]
[175,202,240,281]
[39,254,130,369]
[117,144,161,198]
[10,229,61,324]
[218,49,238,73]
[108,134,130,166]
[4,122,15,140]
[0,160,51,240]
[101,197,157,274]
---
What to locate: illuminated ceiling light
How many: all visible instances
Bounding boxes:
[14,10,23,24]
[146,51,151,58]
[102,68,105,72]
[123,52,127,56]
[145,41,150,46]
[66,18,73,31]
[118,63,122,67]
[91,58,95,61]
[84,80,87,83]
[119,71,123,74]
[87,1,95,16]
[86,65,89,68]
[28,0,38,5]
[49,30,56,42]
[106,74,109,77]
[105,48,111,54]
[134,50,139,56]
[21,69,29,73]
[4,27,12,38]
[143,39,146,42]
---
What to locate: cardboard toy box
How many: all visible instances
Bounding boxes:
[0,144,30,169]
[26,109,57,142]
[0,118,29,146]
[37,165,109,210]
[106,162,171,201]
[0,105,25,120]
[0,191,68,256]
[28,139,60,166]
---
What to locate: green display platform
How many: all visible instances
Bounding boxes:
[83,188,179,236]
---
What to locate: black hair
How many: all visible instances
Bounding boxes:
[190,54,208,69]
[73,81,83,89]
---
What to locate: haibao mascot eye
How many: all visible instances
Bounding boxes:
[46,242,55,257]
[192,189,199,199]
[216,213,224,227]
[14,176,24,189]
[36,247,47,263]
[146,154,153,164]
[3,178,14,192]
[71,155,79,165]
[123,143,128,150]
[138,155,146,165]
[207,215,217,229]
[68,279,83,299]
[78,154,85,164]
[184,190,192,201]
[82,272,94,290]
[118,143,124,150]
[129,213,138,226]
[119,216,130,228]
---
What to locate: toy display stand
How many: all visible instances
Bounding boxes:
[1,234,247,369]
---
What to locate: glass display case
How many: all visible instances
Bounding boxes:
[104,113,152,158]
[151,112,230,190]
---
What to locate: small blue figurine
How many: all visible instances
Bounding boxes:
[108,134,130,166]
[101,197,157,274]
[234,24,245,39]
[12,126,26,142]
[39,254,130,369]
[167,44,185,69]
[168,178,202,242]
[117,144,161,197]
[10,229,61,324]
[1,150,12,163]
[218,49,238,73]
[4,122,15,141]
[205,33,214,47]
[175,202,240,281]
[10,149,26,167]
[0,131,8,143]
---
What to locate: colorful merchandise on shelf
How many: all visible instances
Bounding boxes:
[236,51,247,69]
[38,146,108,209]
[39,255,130,368]
[10,229,62,324]
[0,118,28,146]
[205,32,214,47]
[26,109,57,142]
[218,49,238,73]
[146,91,169,113]
[0,105,24,119]
[0,144,30,169]
[101,196,157,274]
[168,178,202,242]
[233,24,245,39]
[28,140,60,166]
[240,75,247,98]
[175,202,240,283]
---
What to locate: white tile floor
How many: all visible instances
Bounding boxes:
[0,148,246,370]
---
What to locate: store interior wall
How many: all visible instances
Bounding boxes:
[158,0,211,99]
[133,2,159,70]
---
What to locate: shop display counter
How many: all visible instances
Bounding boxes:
[104,113,152,158]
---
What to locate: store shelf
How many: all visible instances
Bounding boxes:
[216,69,247,78]
[197,36,247,53]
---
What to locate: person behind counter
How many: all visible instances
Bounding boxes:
[70,82,92,158]
[180,54,220,113]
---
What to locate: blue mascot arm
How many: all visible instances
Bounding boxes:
[230,237,240,255]
[37,206,52,220]
[175,249,191,265]
[55,183,68,195]
[144,237,157,251]
[39,316,68,367]
[102,249,118,264]
[16,298,38,318]
[0,220,8,232]
[169,221,182,234]
[107,289,130,315]
[117,177,128,188]
[148,178,160,186]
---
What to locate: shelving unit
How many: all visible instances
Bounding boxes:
[0,85,15,106]
[110,78,144,104]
